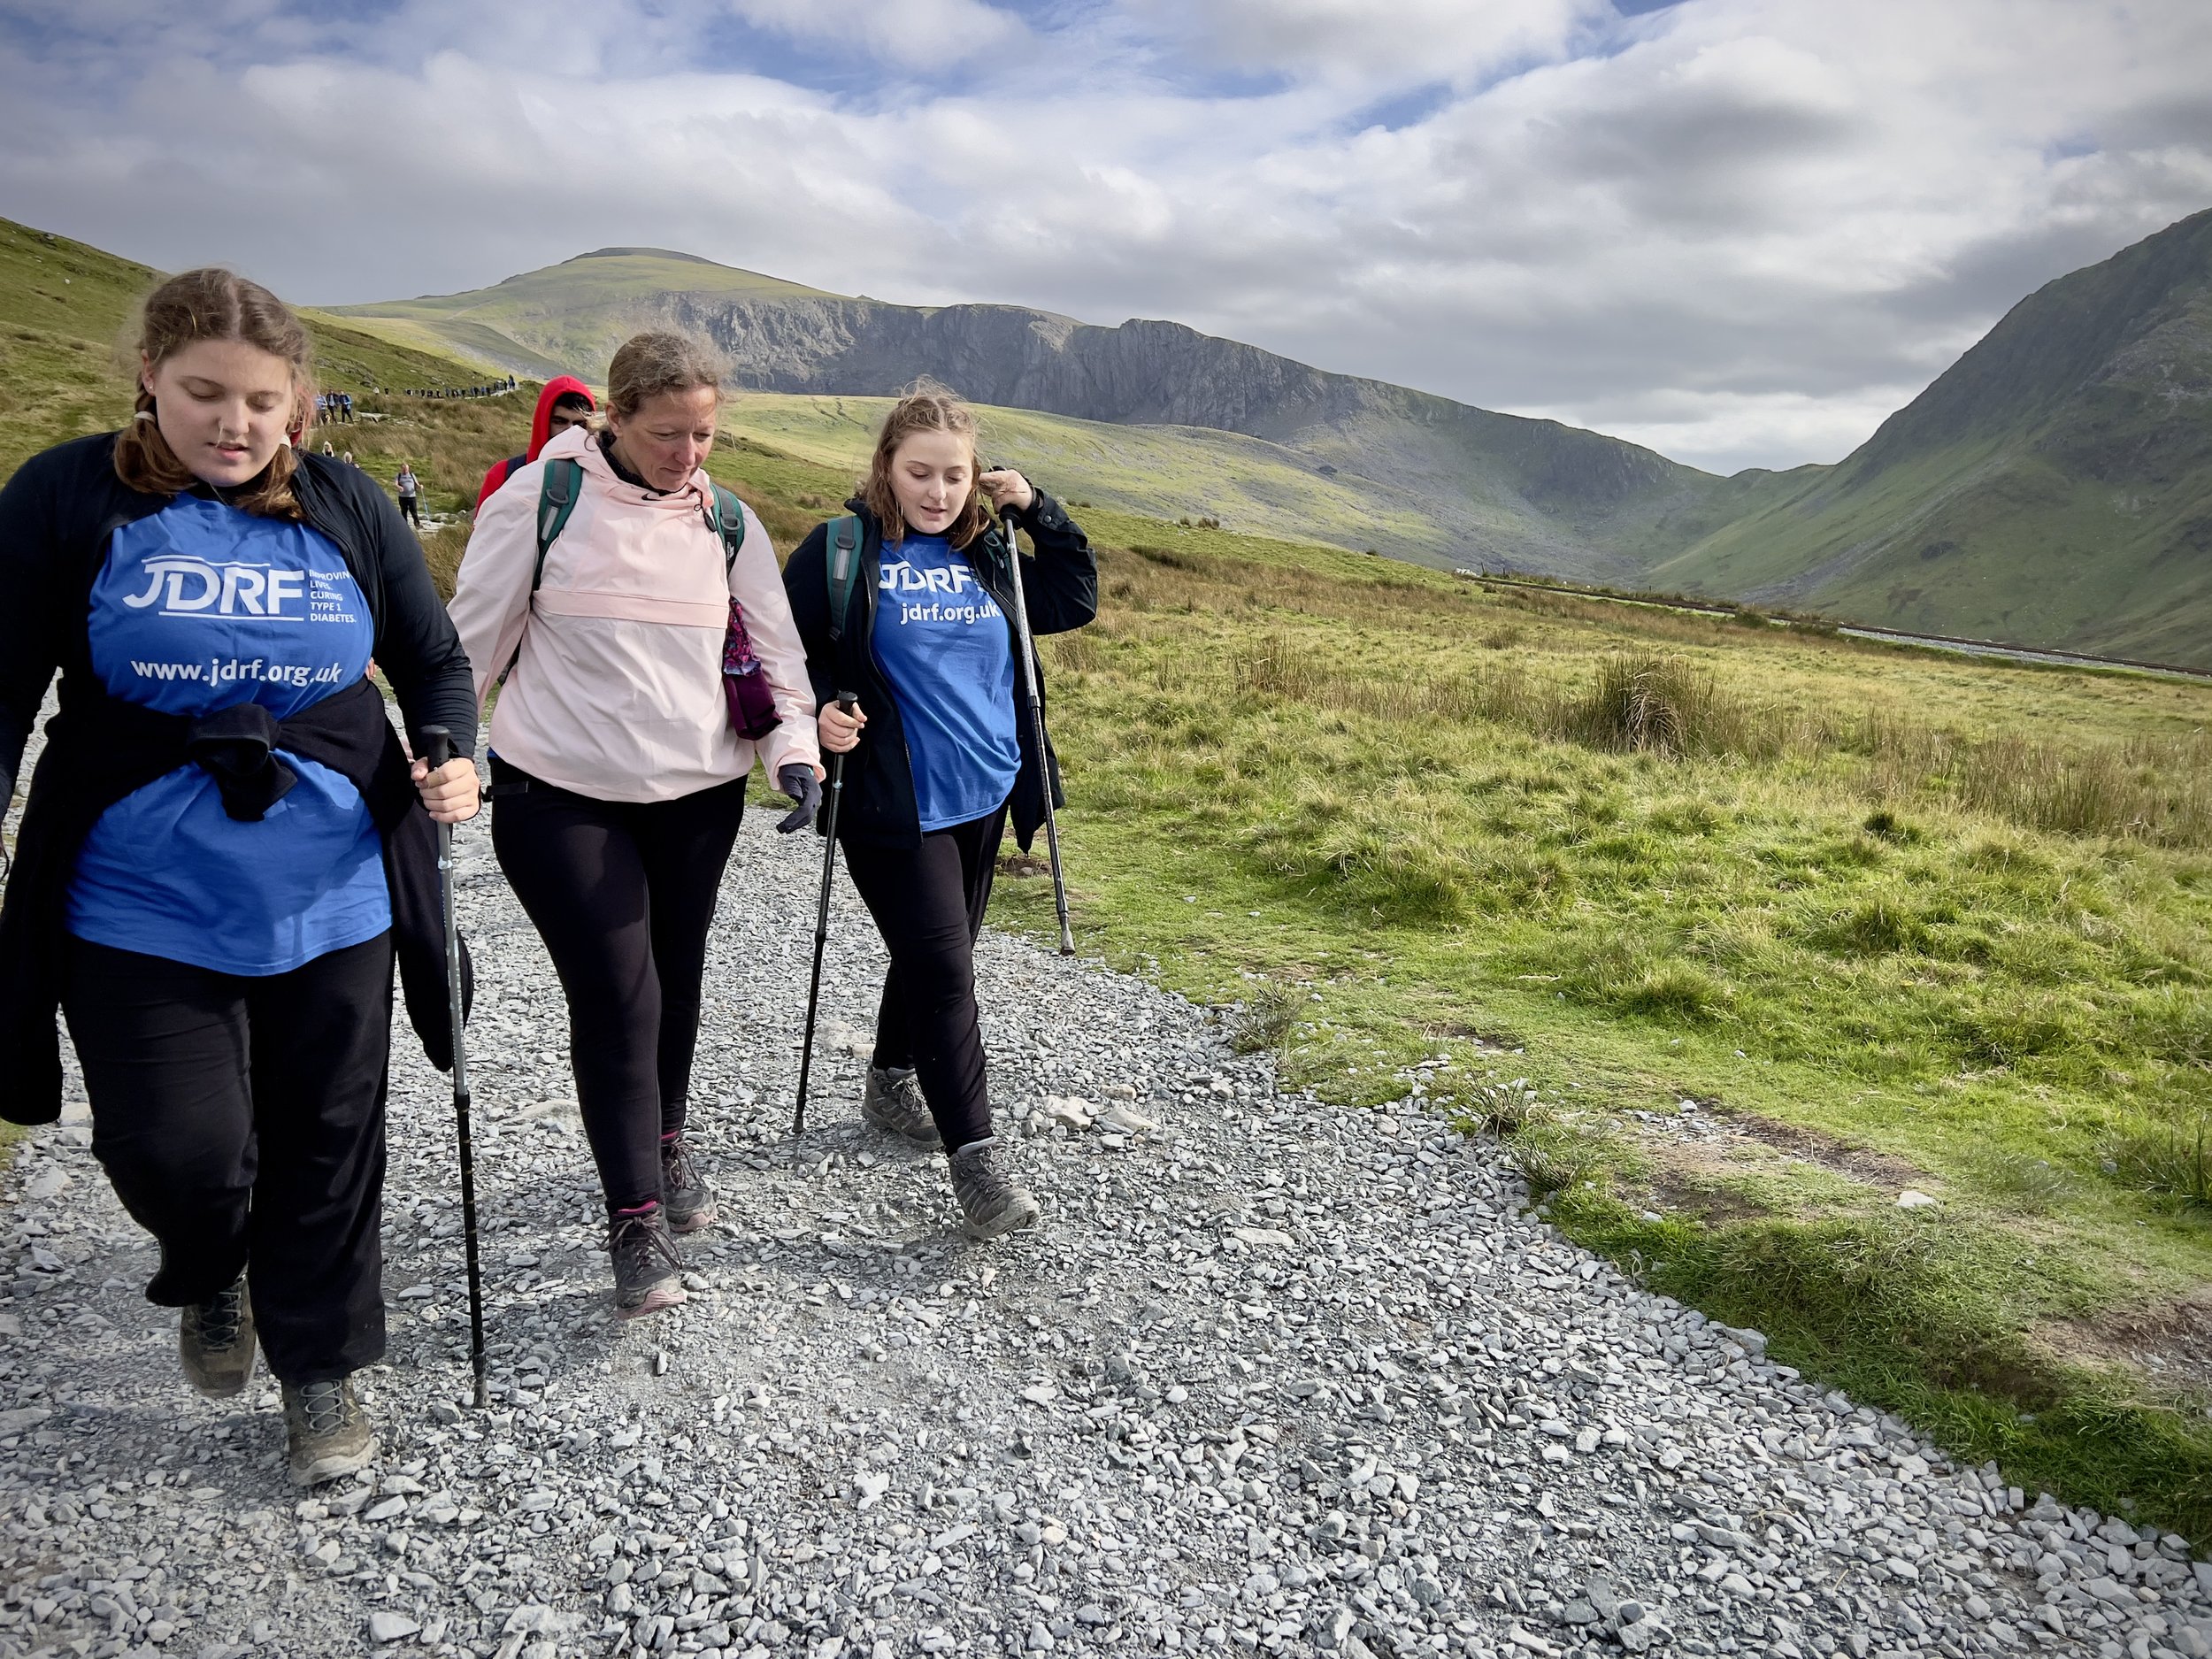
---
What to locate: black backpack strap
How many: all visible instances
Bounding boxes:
[706,484,748,572]
[826,515,863,642]
[533,458,583,591]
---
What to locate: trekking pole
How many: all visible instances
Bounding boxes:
[999,501,1076,956]
[421,727,488,1412]
[794,693,859,1135]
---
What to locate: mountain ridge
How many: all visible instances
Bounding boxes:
[322,209,2212,670]
[334,250,1733,583]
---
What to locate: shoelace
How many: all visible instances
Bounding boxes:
[660,1139,704,1197]
[609,1210,684,1275]
[953,1144,1012,1203]
[295,1381,352,1437]
[196,1282,248,1349]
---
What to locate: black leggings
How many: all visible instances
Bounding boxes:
[841,802,1008,1151]
[60,932,395,1383]
[490,757,746,1214]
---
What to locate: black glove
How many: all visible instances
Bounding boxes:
[775,764,822,833]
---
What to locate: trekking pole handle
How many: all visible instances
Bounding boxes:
[421,726,454,771]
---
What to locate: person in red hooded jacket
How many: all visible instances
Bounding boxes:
[474,376,597,511]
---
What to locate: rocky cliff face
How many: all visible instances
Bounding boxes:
[644,293,1705,523]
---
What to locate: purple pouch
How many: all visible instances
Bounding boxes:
[722,598,781,741]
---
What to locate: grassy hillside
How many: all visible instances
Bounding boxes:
[0,216,544,488]
[334,247,841,373]
[11,214,2212,1537]
[1650,209,2212,668]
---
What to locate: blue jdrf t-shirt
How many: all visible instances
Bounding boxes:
[870,534,1021,832]
[67,495,389,976]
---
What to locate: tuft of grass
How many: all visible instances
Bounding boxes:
[1562,655,1744,757]
[2103,1119,2212,1212]
[1229,982,1302,1056]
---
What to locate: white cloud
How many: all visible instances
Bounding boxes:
[0,0,2207,472]
[721,0,1028,71]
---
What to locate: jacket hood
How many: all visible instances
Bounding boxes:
[527,375,596,464]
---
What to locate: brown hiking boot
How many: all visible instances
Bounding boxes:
[180,1272,257,1398]
[282,1378,376,1486]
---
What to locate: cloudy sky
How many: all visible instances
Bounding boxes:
[3,0,2208,473]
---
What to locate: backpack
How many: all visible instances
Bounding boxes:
[534,457,746,584]
[531,458,780,739]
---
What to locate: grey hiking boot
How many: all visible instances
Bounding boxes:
[609,1206,687,1319]
[948,1137,1041,1239]
[281,1377,376,1486]
[180,1271,256,1398]
[659,1135,718,1234]
[862,1065,939,1144]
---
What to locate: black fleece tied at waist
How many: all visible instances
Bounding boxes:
[0,675,472,1125]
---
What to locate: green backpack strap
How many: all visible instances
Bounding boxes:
[705,483,747,572]
[533,458,583,591]
[825,515,864,642]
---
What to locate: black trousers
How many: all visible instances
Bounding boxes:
[490,757,746,1214]
[841,802,1008,1151]
[60,933,394,1383]
[397,496,420,526]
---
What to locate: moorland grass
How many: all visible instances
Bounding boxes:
[930,508,2212,1539]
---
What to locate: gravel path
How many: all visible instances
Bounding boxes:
[4,786,2211,1659]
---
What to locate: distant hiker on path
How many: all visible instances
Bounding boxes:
[0,267,480,1486]
[475,375,596,511]
[396,461,421,526]
[783,383,1097,1238]
[448,332,821,1319]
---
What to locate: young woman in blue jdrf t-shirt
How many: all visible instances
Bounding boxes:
[783,383,1098,1237]
[0,269,480,1487]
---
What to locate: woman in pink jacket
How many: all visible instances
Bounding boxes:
[448,333,821,1318]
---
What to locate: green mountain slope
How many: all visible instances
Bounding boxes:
[336,249,1733,580]
[0,216,540,481]
[1647,208,2212,666]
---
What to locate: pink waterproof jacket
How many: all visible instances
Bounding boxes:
[448,425,819,802]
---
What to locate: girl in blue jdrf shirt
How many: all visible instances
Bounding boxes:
[784,383,1098,1239]
[0,269,480,1487]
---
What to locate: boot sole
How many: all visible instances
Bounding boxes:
[862,1110,941,1145]
[963,1198,1042,1240]
[289,1433,377,1488]
[617,1284,687,1320]
[184,1357,257,1400]
[666,1204,718,1235]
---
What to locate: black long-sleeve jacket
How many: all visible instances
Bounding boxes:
[781,492,1098,850]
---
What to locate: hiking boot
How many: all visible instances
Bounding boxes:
[659,1134,718,1233]
[281,1378,376,1487]
[948,1137,1041,1240]
[179,1272,256,1398]
[862,1065,939,1144]
[608,1206,687,1319]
